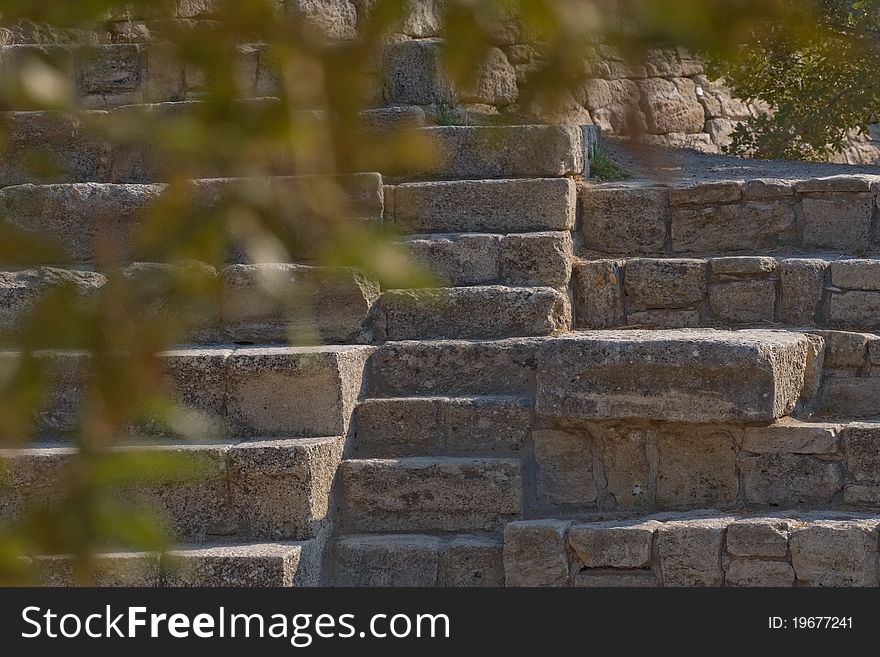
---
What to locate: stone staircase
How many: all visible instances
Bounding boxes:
[5,11,880,587]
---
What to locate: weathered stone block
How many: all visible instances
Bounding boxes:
[500,232,572,288]
[726,518,791,558]
[443,397,532,454]
[795,175,877,193]
[671,202,795,253]
[638,77,705,134]
[708,280,776,323]
[657,516,732,586]
[710,256,777,276]
[580,186,667,254]
[402,234,500,286]
[624,258,707,309]
[740,454,842,506]
[790,520,880,586]
[334,534,440,587]
[801,195,873,251]
[779,258,827,325]
[655,429,737,508]
[378,286,569,340]
[163,542,308,587]
[383,38,453,105]
[573,259,624,329]
[831,260,880,290]
[669,182,742,206]
[569,520,657,568]
[742,421,839,455]
[461,47,518,105]
[725,559,795,587]
[818,377,880,417]
[572,569,658,587]
[342,457,523,532]
[355,397,446,455]
[844,423,880,482]
[286,0,358,40]
[225,346,370,437]
[536,329,810,424]
[503,519,570,587]
[393,178,576,233]
[626,309,701,328]
[533,430,597,506]
[829,292,880,329]
[439,536,504,587]
[594,424,650,510]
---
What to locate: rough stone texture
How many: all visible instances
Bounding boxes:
[657,516,731,586]
[569,520,657,568]
[536,329,810,424]
[383,38,453,105]
[0,269,106,337]
[33,553,161,587]
[801,194,874,251]
[572,569,658,587]
[593,424,650,510]
[655,429,737,508]
[224,346,371,438]
[726,519,791,558]
[411,126,583,179]
[624,258,706,309]
[626,309,701,328]
[638,77,705,134]
[844,423,880,483]
[742,421,839,455]
[668,182,743,207]
[342,457,523,532]
[671,202,796,253]
[0,183,163,263]
[779,259,828,325]
[392,178,575,233]
[533,429,596,506]
[580,186,668,254]
[829,292,880,329]
[286,0,358,40]
[821,330,871,368]
[818,377,880,418]
[500,232,572,288]
[740,454,842,506]
[461,47,518,105]
[831,260,880,290]
[0,111,111,185]
[355,396,532,456]
[503,519,570,587]
[366,338,541,397]
[220,264,379,344]
[401,234,500,286]
[725,559,795,587]
[790,520,880,586]
[439,536,504,587]
[163,542,309,587]
[710,256,776,276]
[708,280,776,323]
[378,286,570,341]
[573,259,624,329]
[334,534,440,587]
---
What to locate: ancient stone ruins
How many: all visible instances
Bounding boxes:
[2,1,880,587]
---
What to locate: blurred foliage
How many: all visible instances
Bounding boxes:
[0,0,870,584]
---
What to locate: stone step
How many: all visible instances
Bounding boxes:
[1,437,341,542]
[536,329,814,424]
[353,395,533,457]
[574,255,880,330]
[30,539,321,587]
[0,175,383,261]
[376,286,570,340]
[0,264,379,345]
[340,457,524,533]
[580,176,880,257]
[0,110,579,184]
[399,231,572,289]
[504,510,880,587]
[365,338,544,398]
[7,344,371,440]
[388,179,576,234]
[333,533,504,587]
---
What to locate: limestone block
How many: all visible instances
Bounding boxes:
[503,519,570,587]
[624,258,707,309]
[801,194,873,251]
[569,520,657,568]
[573,259,624,329]
[725,559,795,587]
[708,280,776,323]
[638,78,705,134]
[818,377,880,417]
[741,421,839,455]
[844,423,880,482]
[593,424,650,510]
[533,430,597,506]
[286,0,358,40]
[740,454,842,506]
[657,516,732,586]
[536,329,810,424]
[671,202,795,253]
[461,47,518,105]
[572,570,658,587]
[710,256,777,276]
[726,518,791,558]
[342,457,523,532]
[830,260,880,290]
[655,429,737,508]
[335,534,440,587]
[164,542,308,587]
[402,234,500,286]
[439,536,504,587]
[500,232,572,288]
[790,520,880,586]
[820,330,871,368]
[668,182,742,206]
[626,309,701,328]
[779,258,827,325]
[829,291,880,329]
[580,186,667,254]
